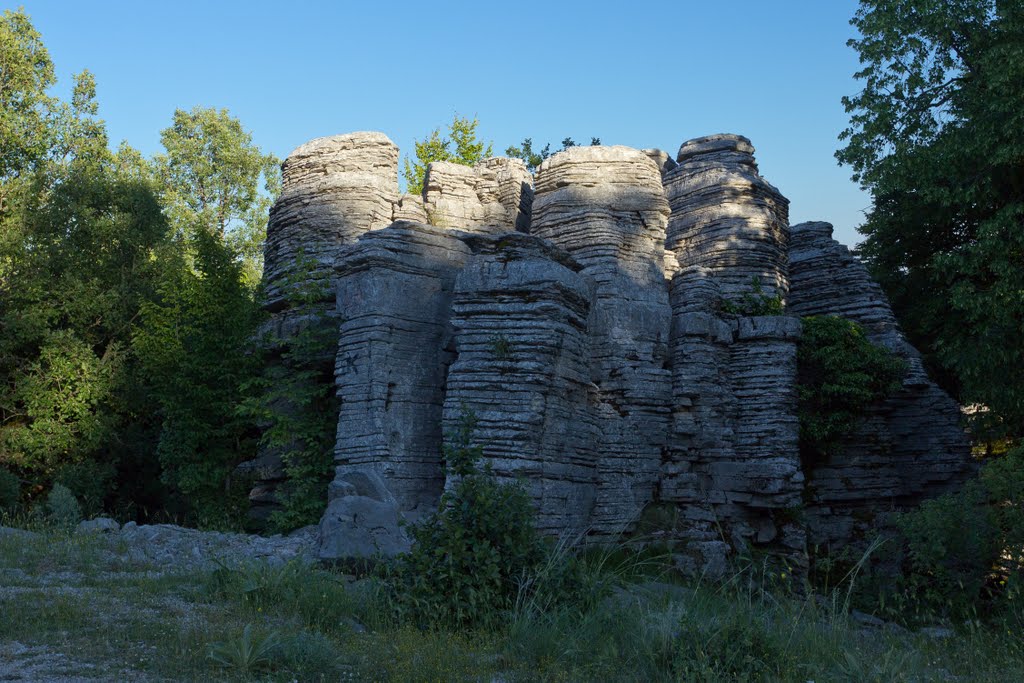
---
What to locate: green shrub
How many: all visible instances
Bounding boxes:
[896,480,1000,615]
[797,315,907,468]
[53,459,115,518]
[720,277,784,316]
[45,483,82,529]
[382,410,546,628]
[894,445,1024,618]
[0,469,19,512]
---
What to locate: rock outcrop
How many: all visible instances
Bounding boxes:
[787,221,974,549]
[663,134,790,299]
[243,133,405,526]
[532,146,673,534]
[423,158,532,233]
[250,130,973,573]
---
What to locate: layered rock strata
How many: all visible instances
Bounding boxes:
[423,157,533,233]
[327,222,472,539]
[532,147,673,534]
[246,130,976,573]
[786,222,974,548]
[663,134,790,300]
[264,132,401,311]
[661,265,804,574]
[441,233,600,534]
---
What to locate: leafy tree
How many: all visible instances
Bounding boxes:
[154,107,280,288]
[0,10,169,512]
[0,7,57,189]
[134,230,260,528]
[0,145,169,510]
[402,114,493,195]
[837,0,1024,438]
[505,136,601,173]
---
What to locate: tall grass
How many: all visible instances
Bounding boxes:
[2,521,1024,681]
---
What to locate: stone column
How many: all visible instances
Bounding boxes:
[442,233,598,534]
[330,222,472,522]
[663,134,790,300]
[531,146,673,535]
[245,132,401,527]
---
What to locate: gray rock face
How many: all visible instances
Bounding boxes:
[318,470,410,561]
[662,266,804,567]
[786,221,974,548]
[423,158,533,233]
[532,146,673,534]
[249,131,974,576]
[442,233,599,534]
[264,132,401,310]
[664,134,790,300]
[331,222,471,526]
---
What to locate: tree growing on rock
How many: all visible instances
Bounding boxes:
[402,114,492,196]
[505,136,601,173]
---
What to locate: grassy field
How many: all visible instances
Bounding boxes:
[1,526,1023,682]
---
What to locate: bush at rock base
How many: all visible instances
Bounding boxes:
[892,445,1024,620]
[381,411,554,629]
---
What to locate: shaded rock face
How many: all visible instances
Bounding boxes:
[531,146,673,535]
[442,233,599,535]
[253,130,973,571]
[245,132,403,527]
[331,221,472,528]
[786,222,974,549]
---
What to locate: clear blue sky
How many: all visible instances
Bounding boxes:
[19,0,870,246]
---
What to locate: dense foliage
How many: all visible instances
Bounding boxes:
[0,9,276,527]
[838,0,1024,439]
[875,444,1024,619]
[240,252,337,532]
[796,316,907,468]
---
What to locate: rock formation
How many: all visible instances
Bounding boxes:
[787,221,974,549]
[255,130,974,572]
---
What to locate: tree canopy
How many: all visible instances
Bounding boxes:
[838,0,1024,438]
[505,136,601,173]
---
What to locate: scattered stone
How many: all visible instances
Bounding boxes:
[920,625,955,639]
[76,517,120,534]
[0,526,38,541]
